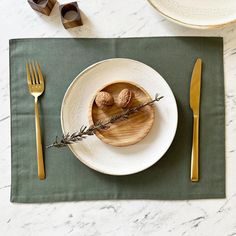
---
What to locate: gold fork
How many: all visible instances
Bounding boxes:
[26,61,45,180]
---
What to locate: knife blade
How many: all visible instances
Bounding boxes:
[190,58,202,182]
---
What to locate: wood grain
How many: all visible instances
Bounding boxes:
[59,2,83,29]
[27,0,56,16]
[88,82,155,147]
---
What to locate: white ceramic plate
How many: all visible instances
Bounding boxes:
[148,0,236,29]
[61,58,178,175]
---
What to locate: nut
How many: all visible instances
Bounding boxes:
[117,89,134,108]
[95,91,114,109]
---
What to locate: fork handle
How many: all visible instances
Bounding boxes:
[35,97,45,180]
[191,115,199,182]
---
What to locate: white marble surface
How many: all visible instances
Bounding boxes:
[0,0,236,235]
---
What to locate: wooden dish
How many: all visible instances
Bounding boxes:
[88,81,155,147]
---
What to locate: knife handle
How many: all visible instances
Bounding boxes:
[191,115,199,182]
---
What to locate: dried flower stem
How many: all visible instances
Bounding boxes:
[46,94,163,148]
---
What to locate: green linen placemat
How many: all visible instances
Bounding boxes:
[10,37,225,203]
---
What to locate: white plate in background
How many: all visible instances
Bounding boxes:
[148,0,236,29]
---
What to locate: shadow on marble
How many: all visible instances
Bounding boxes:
[65,10,98,38]
[32,2,62,28]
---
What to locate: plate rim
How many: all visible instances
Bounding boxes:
[147,0,236,29]
[61,58,178,175]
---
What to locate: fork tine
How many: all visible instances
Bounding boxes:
[29,61,36,84]
[32,61,39,84]
[26,63,32,85]
[36,61,44,85]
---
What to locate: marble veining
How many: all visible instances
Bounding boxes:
[0,0,236,235]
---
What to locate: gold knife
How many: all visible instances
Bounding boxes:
[190,58,202,182]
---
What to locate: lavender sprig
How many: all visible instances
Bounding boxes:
[46,94,163,148]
